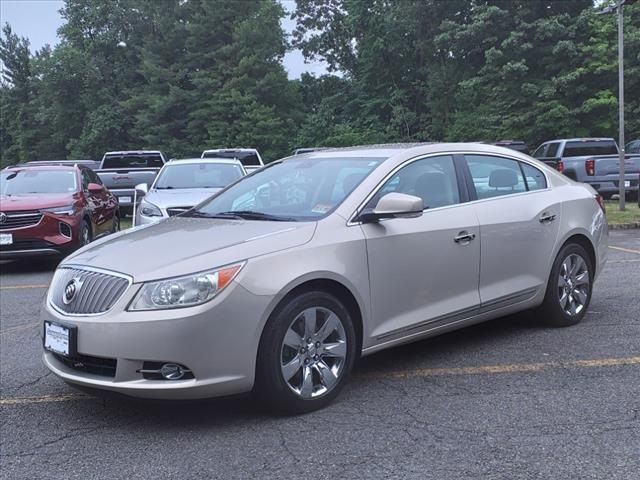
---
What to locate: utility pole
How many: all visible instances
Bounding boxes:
[617,0,625,211]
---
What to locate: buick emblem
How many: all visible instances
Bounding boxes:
[63,278,82,304]
[0,212,6,224]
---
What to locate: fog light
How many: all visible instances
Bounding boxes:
[160,363,185,380]
[59,222,72,238]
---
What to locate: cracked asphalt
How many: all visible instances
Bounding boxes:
[1,230,639,480]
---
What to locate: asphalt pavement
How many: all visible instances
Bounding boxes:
[1,230,639,479]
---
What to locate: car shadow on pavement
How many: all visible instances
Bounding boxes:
[58,310,544,424]
[0,258,61,274]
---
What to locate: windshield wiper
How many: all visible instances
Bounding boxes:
[183,211,243,220]
[155,186,174,190]
[216,211,297,222]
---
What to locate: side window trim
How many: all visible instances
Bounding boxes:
[463,154,550,201]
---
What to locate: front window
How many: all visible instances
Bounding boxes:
[1,170,77,195]
[155,163,244,190]
[189,157,385,221]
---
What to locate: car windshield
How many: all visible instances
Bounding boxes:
[155,163,244,189]
[1,170,77,195]
[188,156,385,221]
[202,151,260,166]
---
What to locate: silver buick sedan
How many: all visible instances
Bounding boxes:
[42,143,608,413]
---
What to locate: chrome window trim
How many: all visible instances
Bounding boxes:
[47,265,133,318]
[347,150,552,226]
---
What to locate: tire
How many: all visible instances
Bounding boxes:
[111,214,120,234]
[255,291,357,414]
[79,220,92,247]
[537,243,594,327]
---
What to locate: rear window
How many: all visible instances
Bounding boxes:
[563,141,617,157]
[102,154,164,168]
[203,151,261,166]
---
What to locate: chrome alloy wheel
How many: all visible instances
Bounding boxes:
[280,307,347,399]
[558,253,590,316]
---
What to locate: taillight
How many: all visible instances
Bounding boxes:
[585,158,595,176]
[556,160,564,173]
[595,194,605,213]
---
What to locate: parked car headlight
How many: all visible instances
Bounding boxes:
[41,205,76,215]
[139,199,162,217]
[128,263,245,311]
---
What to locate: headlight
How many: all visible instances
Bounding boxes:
[139,199,162,217]
[41,205,76,215]
[128,263,244,311]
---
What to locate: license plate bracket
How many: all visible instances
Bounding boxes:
[43,321,77,357]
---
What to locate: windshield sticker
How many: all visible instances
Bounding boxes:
[311,204,332,214]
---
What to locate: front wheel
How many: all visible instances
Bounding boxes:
[538,243,593,327]
[255,291,356,414]
[79,220,92,247]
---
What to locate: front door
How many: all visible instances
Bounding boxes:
[361,155,481,343]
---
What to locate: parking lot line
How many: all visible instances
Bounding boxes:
[608,245,640,255]
[0,284,49,290]
[0,393,88,406]
[1,356,638,407]
[359,356,640,381]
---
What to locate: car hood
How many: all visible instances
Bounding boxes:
[64,217,317,282]
[145,188,222,210]
[0,193,74,211]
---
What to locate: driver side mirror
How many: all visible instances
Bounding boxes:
[135,183,148,195]
[358,192,424,223]
[87,183,103,193]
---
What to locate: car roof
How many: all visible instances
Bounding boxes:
[3,164,79,172]
[541,138,615,143]
[202,148,258,153]
[284,142,541,162]
[166,158,243,165]
[104,150,162,155]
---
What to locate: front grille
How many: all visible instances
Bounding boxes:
[53,353,117,377]
[49,267,131,315]
[0,238,54,251]
[166,206,192,217]
[0,211,43,230]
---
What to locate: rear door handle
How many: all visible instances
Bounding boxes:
[539,213,556,224]
[454,232,476,244]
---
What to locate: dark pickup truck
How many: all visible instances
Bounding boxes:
[532,138,640,199]
[96,151,167,214]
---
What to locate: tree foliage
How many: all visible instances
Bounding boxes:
[1,0,638,167]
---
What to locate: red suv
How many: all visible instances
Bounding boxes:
[0,164,120,258]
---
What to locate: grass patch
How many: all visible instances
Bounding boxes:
[605,200,640,226]
[120,217,133,230]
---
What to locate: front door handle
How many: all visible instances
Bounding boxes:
[539,213,556,224]
[454,231,476,244]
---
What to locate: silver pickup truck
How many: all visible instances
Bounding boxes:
[96,151,167,214]
[533,138,640,199]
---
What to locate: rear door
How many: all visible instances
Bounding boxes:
[463,154,561,308]
[361,155,481,343]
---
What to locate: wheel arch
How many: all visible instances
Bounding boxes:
[257,275,366,360]
[557,232,598,276]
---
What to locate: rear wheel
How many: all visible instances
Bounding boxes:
[111,214,120,233]
[255,291,356,414]
[538,243,593,327]
[79,220,92,247]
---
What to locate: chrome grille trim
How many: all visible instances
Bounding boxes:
[48,265,132,316]
[0,211,43,230]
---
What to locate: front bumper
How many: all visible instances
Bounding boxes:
[41,280,273,400]
[0,214,81,258]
